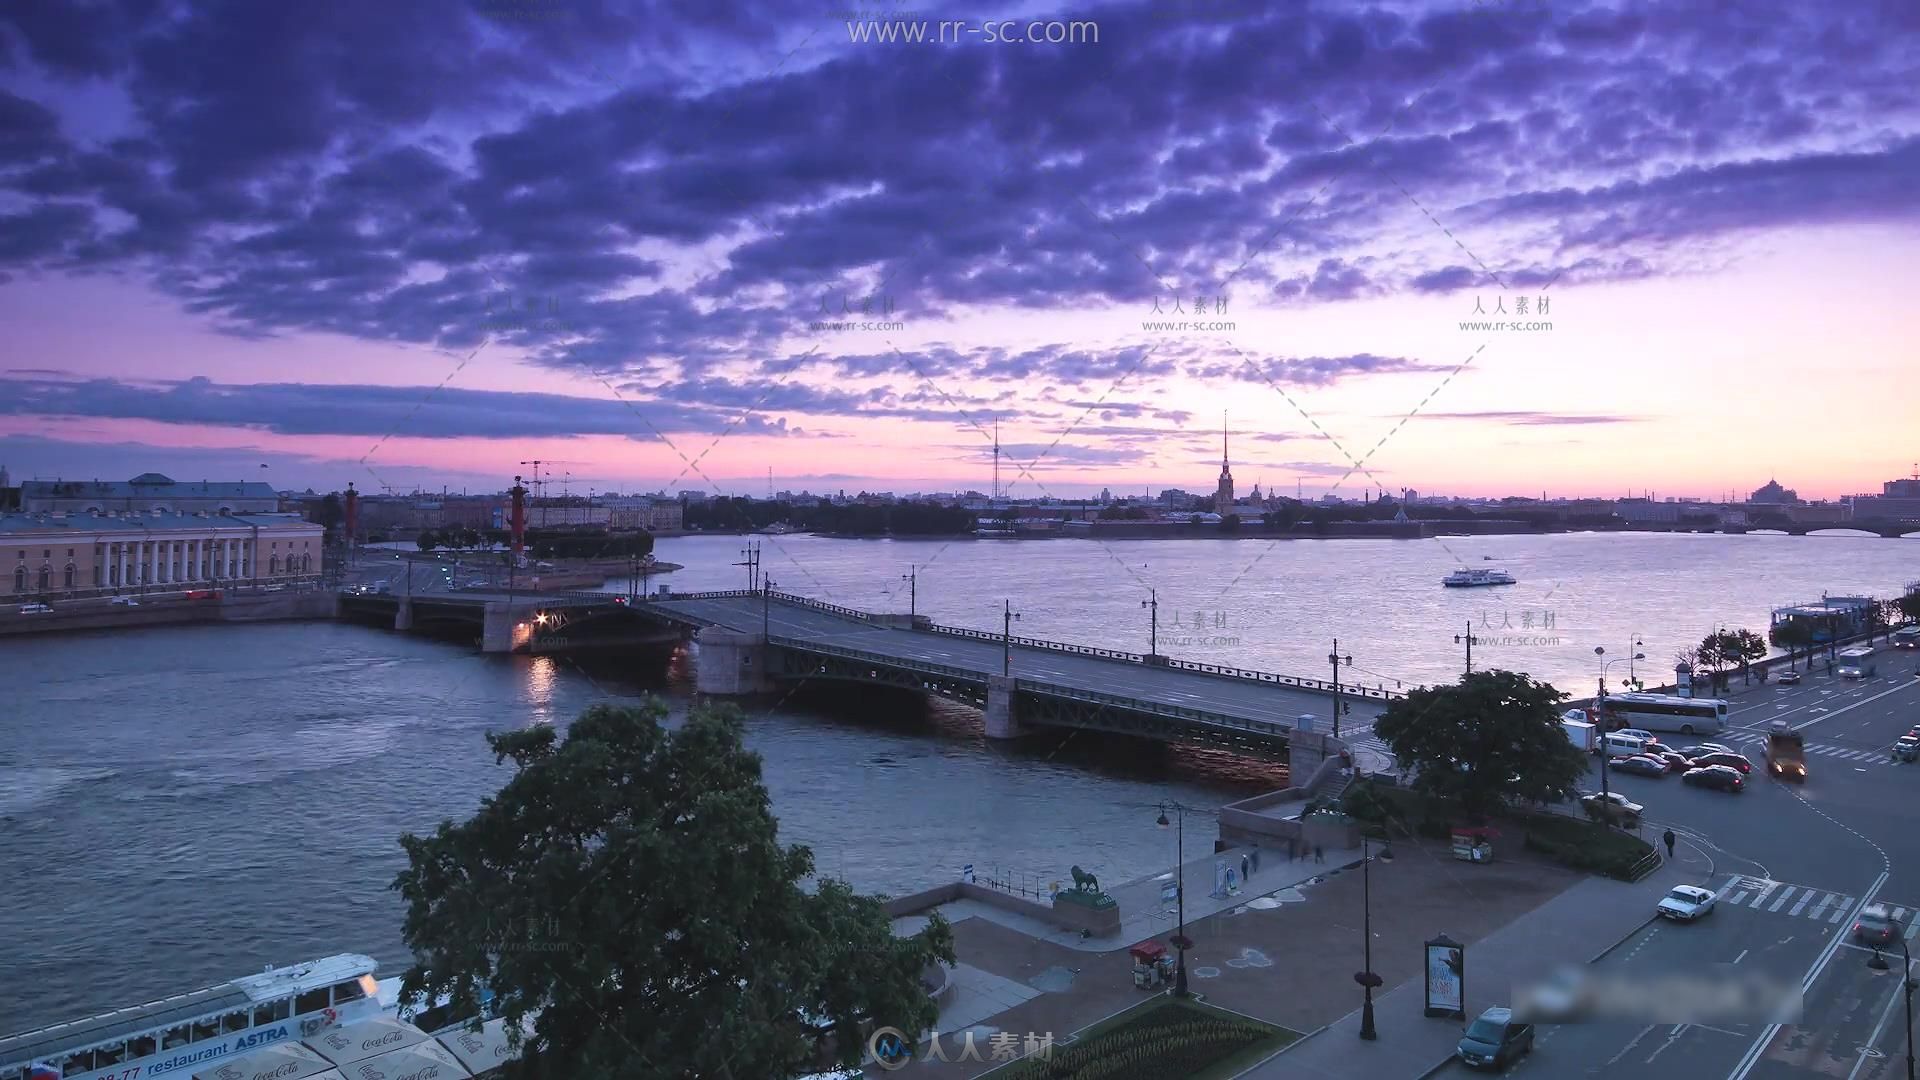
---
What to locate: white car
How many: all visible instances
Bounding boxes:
[17,603,52,614]
[1614,728,1659,745]
[110,596,139,606]
[1657,885,1717,921]
[1838,665,1864,679]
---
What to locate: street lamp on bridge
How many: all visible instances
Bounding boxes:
[902,565,917,618]
[1143,588,1159,658]
[1329,640,1353,738]
[1003,600,1021,676]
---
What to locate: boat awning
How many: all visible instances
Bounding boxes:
[435,1016,533,1075]
[193,1042,339,1080]
[336,1037,472,1080]
[305,1018,430,1066]
[1,984,253,1066]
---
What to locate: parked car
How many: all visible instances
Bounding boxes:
[1613,755,1670,777]
[1650,748,1693,772]
[1581,791,1645,825]
[1679,743,1735,758]
[1689,752,1752,774]
[1777,670,1802,685]
[17,603,52,614]
[1854,903,1904,945]
[1656,885,1718,921]
[110,596,139,606]
[1682,765,1745,792]
[1456,1007,1535,1070]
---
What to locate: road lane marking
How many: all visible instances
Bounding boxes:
[1831,902,1851,924]
[1769,888,1796,912]
[1728,870,1887,1080]
[1810,893,1836,921]
[1749,884,1778,908]
[1732,949,1748,964]
[1790,891,1812,916]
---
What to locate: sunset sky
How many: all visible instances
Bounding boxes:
[1,0,1916,501]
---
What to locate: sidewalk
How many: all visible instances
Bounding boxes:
[1235,843,1710,1079]
[897,841,1361,955]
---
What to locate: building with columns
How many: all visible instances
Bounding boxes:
[2,510,324,597]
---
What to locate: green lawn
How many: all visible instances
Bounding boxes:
[989,995,1299,1080]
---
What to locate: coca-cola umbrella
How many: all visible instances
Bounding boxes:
[304,1018,431,1067]
[193,1042,343,1080]
[435,1016,535,1076]
[338,1035,472,1080]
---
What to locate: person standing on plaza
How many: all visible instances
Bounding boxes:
[1314,843,1325,864]
[1662,829,1676,859]
[1241,852,1251,882]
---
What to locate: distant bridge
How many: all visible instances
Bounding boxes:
[341,586,1397,768]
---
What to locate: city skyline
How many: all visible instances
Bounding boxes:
[1,2,1917,500]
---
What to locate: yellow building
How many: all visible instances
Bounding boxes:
[1,510,325,597]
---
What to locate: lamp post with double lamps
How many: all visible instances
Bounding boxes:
[1155,802,1193,998]
[1003,600,1021,676]
[1593,647,1644,804]
[1143,588,1159,657]
[1867,940,1916,1080]
[1356,834,1394,1039]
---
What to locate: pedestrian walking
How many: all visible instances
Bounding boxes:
[1662,829,1676,859]
[1250,843,1261,874]
[1314,844,1325,864]
[1241,853,1251,882]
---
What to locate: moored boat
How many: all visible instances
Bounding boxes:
[1443,567,1517,587]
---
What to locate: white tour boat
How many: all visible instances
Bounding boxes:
[1442,567,1517,587]
[0,955,383,1080]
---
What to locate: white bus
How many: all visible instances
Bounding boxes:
[1598,693,1729,736]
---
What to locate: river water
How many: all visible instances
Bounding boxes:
[1,531,1913,1032]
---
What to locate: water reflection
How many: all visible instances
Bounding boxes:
[525,655,558,726]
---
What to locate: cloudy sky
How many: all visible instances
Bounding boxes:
[1,0,1916,501]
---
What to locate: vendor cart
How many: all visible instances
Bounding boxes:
[1450,826,1498,863]
[1130,940,1172,989]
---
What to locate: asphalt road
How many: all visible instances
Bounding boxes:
[657,595,1394,733]
[1435,651,1920,1080]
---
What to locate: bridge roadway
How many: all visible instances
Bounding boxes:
[646,591,1396,740]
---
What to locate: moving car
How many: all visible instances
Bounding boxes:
[1456,1007,1535,1070]
[1689,751,1752,774]
[1894,737,1918,764]
[110,595,139,606]
[1613,755,1669,777]
[1682,765,1745,792]
[1854,903,1904,945]
[1581,791,1645,825]
[1777,670,1802,684]
[17,603,52,614]
[1838,664,1865,679]
[1657,885,1718,921]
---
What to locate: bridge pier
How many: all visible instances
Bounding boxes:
[393,599,413,632]
[984,675,1024,740]
[694,628,775,694]
[481,601,540,653]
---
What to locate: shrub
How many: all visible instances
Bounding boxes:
[994,1001,1289,1080]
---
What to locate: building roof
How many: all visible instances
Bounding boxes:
[0,511,321,537]
[20,475,279,501]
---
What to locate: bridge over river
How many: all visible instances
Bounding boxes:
[340,586,1401,771]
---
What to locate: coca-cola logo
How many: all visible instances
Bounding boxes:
[253,1064,303,1080]
[455,1035,482,1053]
[362,1032,406,1050]
[397,1067,441,1080]
[323,1034,350,1049]
[356,1068,386,1080]
[215,1067,243,1080]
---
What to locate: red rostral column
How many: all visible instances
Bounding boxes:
[343,482,360,548]
[509,477,528,560]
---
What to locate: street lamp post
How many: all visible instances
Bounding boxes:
[1454,621,1478,675]
[1156,803,1193,998]
[1003,600,1021,676]
[763,577,776,637]
[1594,648,1644,805]
[1329,639,1353,738]
[1629,635,1644,688]
[1143,588,1159,657]
[902,565,917,618]
[1355,834,1393,1039]
[1867,941,1916,1080]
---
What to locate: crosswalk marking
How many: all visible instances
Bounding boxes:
[1790,891,1812,916]
[1809,893,1835,921]
[1750,884,1778,909]
[1831,903,1850,924]
[1769,888,1796,912]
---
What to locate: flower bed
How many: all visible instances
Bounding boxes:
[995,998,1293,1080]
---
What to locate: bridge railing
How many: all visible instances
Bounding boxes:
[763,591,876,623]
[769,636,981,683]
[923,622,1147,663]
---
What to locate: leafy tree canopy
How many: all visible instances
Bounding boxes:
[393,700,954,1079]
[1370,670,1588,820]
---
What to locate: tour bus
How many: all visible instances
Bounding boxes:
[1597,693,1730,736]
[0,955,383,1080]
[1836,646,1876,679]
[1892,626,1919,649]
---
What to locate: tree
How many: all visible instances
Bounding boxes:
[392,700,955,1079]
[1767,620,1812,670]
[1724,629,1766,684]
[1219,513,1241,532]
[416,529,440,552]
[1370,670,1588,821]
